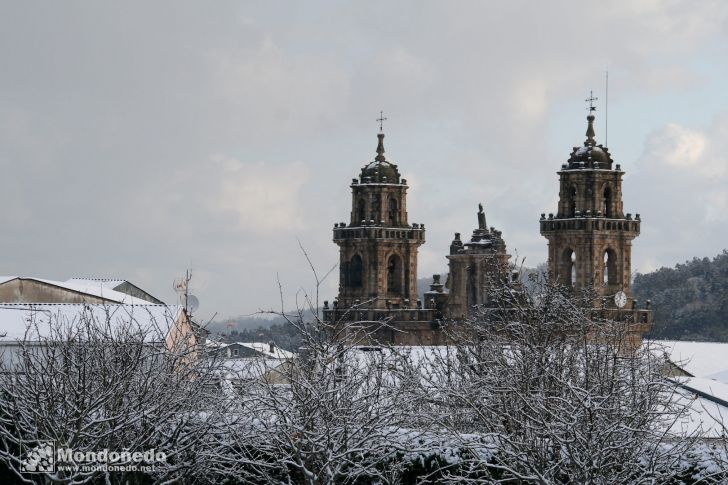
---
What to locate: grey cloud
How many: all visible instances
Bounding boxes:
[1,1,727,318]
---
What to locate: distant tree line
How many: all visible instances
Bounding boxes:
[634,250,728,341]
[220,320,302,352]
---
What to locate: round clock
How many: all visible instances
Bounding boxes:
[614,291,627,309]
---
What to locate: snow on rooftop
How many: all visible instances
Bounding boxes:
[66,277,127,289]
[365,160,394,170]
[206,340,295,360]
[205,340,228,349]
[217,358,288,380]
[0,276,17,285]
[236,342,295,360]
[0,303,182,342]
[45,278,151,305]
[681,377,728,406]
[645,340,728,438]
[0,276,153,305]
[466,240,493,246]
[650,340,728,384]
[670,381,728,439]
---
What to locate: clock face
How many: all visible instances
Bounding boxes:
[614,291,627,309]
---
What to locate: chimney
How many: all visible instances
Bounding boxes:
[269,341,275,354]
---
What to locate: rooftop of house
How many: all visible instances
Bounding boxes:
[650,340,728,383]
[0,276,161,305]
[66,278,163,303]
[0,303,183,342]
[205,339,295,360]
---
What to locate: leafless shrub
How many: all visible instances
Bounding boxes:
[210,249,421,484]
[405,271,703,483]
[0,305,224,484]
[0,261,721,484]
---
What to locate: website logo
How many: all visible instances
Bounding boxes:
[20,441,167,474]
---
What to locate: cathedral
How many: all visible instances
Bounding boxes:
[322,105,652,345]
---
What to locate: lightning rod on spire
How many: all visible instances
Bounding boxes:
[605,68,609,146]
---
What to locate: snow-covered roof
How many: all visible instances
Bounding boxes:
[0,276,16,285]
[681,377,728,406]
[216,358,288,381]
[669,377,728,439]
[236,342,295,360]
[205,339,227,349]
[0,276,153,305]
[205,340,295,360]
[650,340,728,384]
[0,303,183,342]
[365,160,395,170]
[646,341,728,438]
[49,278,152,305]
[66,278,128,289]
[66,278,163,304]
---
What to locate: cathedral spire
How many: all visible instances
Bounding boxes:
[585,91,598,147]
[375,133,386,162]
[585,113,596,146]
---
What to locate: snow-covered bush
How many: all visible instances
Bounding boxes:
[0,306,225,484]
[405,272,707,483]
[1,261,726,484]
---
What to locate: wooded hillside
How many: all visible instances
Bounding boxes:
[634,250,728,341]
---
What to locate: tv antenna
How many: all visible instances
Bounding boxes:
[173,276,188,294]
[172,270,200,316]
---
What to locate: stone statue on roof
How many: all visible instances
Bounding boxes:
[478,203,486,230]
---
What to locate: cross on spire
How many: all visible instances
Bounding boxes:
[376,110,388,132]
[585,90,598,112]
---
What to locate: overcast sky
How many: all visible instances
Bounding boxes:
[1,1,727,320]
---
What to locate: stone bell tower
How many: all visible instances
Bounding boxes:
[331,131,425,310]
[540,97,645,313]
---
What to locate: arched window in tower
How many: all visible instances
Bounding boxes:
[603,185,612,218]
[372,194,381,221]
[467,264,477,307]
[357,199,366,224]
[563,248,576,286]
[387,254,402,294]
[350,254,363,288]
[389,197,399,225]
[603,248,617,286]
[569,186,577,217]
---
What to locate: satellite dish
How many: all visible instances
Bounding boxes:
[186,294,200,313]
[173,277,188,294]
